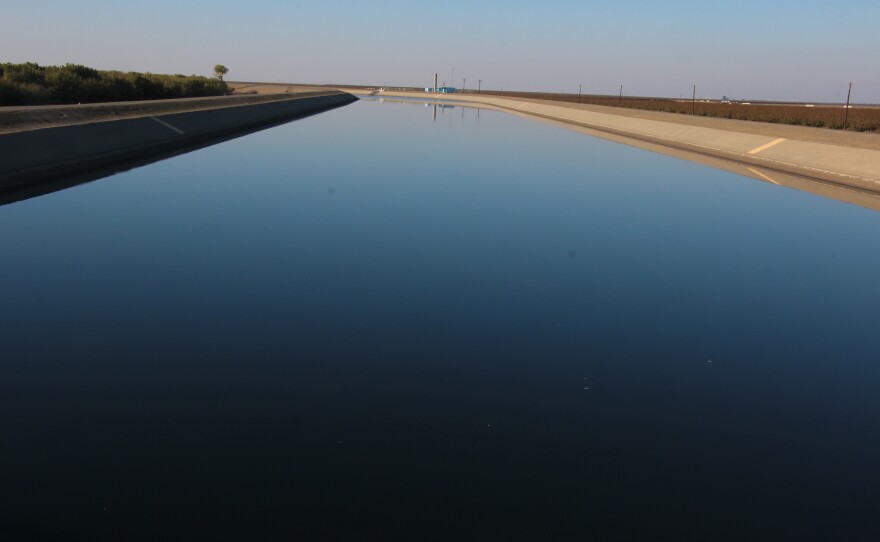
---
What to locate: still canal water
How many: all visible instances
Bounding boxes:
[2,97,880,540]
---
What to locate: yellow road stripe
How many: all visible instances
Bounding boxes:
[748,137,785,155]
[747,167,780,185]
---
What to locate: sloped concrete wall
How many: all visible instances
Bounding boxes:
[0,92,357,191]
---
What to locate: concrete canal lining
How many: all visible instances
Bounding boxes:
[371,90,880,198]
[0,91,357,194]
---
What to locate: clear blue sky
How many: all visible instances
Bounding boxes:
[2,0,878,103]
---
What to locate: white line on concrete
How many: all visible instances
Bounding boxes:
[516,102,529,109]
[149,116,184,134]
[499,105,880,184]
[413,94,880,185]
[748,137,785,155]
[747,167,781,185]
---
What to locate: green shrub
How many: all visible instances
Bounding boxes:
[0,62,229,106]
[60,63,100,80]
[0,78,16,103]
[3,62,46,86]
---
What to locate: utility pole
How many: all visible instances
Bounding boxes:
[463,78,466,92]
[478,79,482,94]
[692,85,696,115]
[844,81,853,131]
[579,84,582,104]
[451,67,455,88]
[619,84,623,105]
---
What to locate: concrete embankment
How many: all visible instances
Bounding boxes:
[0,91,357,194]
[373,90,880,202]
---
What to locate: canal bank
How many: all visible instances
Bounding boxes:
[0,91,357,194]
[371,89,880,198]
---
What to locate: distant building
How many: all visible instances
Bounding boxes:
[425,86,456,93]
[425,73,456,93]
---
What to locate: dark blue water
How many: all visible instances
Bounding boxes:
[2,98,880,541]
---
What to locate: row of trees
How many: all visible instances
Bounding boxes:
[0,62,229,106]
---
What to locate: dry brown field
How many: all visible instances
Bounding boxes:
[469,90,880,133]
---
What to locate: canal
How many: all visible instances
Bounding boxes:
[2,97,880,540]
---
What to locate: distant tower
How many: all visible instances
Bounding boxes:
[434,73,438,92]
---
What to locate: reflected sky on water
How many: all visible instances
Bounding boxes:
[2,98,880,540]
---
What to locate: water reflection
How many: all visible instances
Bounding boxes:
[359,96,466,124]
[2,97,880,540]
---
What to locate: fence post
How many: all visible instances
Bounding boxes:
[844,82,852,131]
